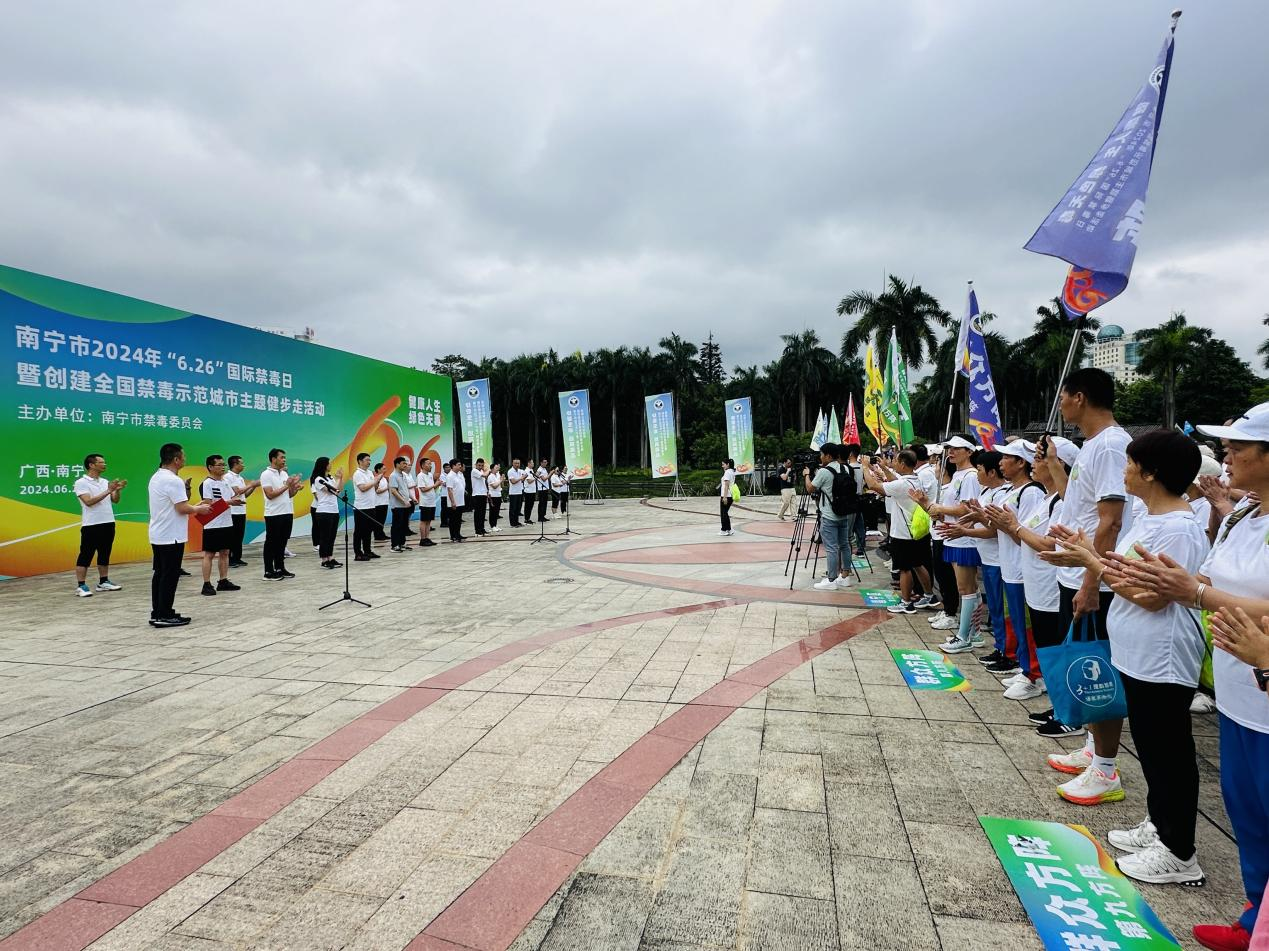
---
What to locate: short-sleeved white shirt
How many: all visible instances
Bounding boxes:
[1107,510,1209,687]
[536,467,550,491]
[313,476,340,514]
[997,481,1045,584]
[1057,426,1134,592]
[75,475,115,526]
[373,473,389,506]
[914,463,940,504]
[416,471,438,507]
[942,468,980,549]
[973,484,1007,566]
[471,470,488,497]
[507,467,524,495]
[259,467,293,517]
[1187,494,1212,533]
[1200,507,1269,733]
[487,472,503,496]
[148,468,189,545]
[720,468,736,498]
[558,474,570,493]
[882,475,922,541]
[224,470,247,508]
[1020,494,1062,612]
[352,468,377,509]
[446,470,467,506]
[198,476,234,529]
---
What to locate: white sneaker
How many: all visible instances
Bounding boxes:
[970,633,986,648]
[1002,672,1028,687]
[1108,818,1159,854]
[813,578,839,591]
[719,530,729,536]
[1047,746,1093,775]
[1189,693,1216,714]
[284,548,295,558]
[726,529,736,536]
[75,584,93,598]
[835,576,853,588]
[95,580,122,592]
[1116,840,1205,886]
[939,637,975,654]
[930,615,959,631]
[1057,765,1124,805]
[1004,679,1044,700]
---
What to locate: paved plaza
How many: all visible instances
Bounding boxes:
[0,497,1247,950]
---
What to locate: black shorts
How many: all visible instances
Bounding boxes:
[890,536,931,572]
[77,522,116,567]
[418,505,435,522]
[202,526,234,553]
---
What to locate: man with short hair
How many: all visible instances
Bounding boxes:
[776,457,797,520]
[73,453,125,596]
[864,449,934,613]
[535,458,551,522]
[507,458,525,527]
[471,458,489,536]
[388,456,414,552]
[415,459,439,548]
[372,462,390,543]
[352,452,379,561]
[148,443,211,627]
[446,460,467,542]
[224,455,257,568]
[844,444,868,555]
[260,448,303,580]
[199,455,242,596]
[804,443,851,591]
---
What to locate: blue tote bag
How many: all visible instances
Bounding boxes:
[1036,615,1128,726]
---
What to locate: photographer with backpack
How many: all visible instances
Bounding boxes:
[803,442,854,591]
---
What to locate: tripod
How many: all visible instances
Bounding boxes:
[785,492,821,590]
[320,489,371,610]
[530,483,556,546]
[556,491,580,537]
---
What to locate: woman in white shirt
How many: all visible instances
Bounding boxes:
[719,458,736,536]
[1103,408,1269,945]
[310,457,344,569]
[944,451,1009,667]
[415,459,439,547]
[372,463,390,542]
[486,463,504,532]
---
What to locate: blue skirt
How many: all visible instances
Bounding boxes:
[943,544,982,567]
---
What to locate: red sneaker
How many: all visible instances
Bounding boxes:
[1192,922,1250,951]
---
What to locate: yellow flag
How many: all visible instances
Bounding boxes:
[864,344,886,445]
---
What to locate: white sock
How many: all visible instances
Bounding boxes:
[1092,754,1117,776]
[1082,734,1096,755]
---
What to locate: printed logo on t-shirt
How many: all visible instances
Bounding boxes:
[1069,464,1081,482]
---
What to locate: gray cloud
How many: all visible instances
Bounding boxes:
[1,1,1265,378]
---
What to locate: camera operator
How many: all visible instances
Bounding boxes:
[776,457,797,520]
[803,442,852,591]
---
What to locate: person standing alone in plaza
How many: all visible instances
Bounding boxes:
[73,452,125,597]
[260,448,303,580]
[719,458,737,536]
[147,442,210,627]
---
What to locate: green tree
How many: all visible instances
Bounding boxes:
[1114,378,1165,426]
[626,346,662,469]
[778,329,836,430]
[590,347,629,470]
[1136,312,1211,430]
[837,274,951,369]
[1174,337,1259,429]
[699,332,725,385]
[1259,314,1269,371]
[658,333,700,438]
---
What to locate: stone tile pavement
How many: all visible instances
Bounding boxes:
[0,497,1246,949]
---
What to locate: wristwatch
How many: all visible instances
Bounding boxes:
[1255,668,1269,692]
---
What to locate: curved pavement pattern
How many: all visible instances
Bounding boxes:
[0,495,1245,950]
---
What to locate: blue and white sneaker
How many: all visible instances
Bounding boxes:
[75,583,93,598]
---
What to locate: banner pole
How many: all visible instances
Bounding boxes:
[942,374,959,440]
[1044,320,1085,434]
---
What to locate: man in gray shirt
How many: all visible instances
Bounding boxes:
[388,456,414,552]
[803,443,850,592]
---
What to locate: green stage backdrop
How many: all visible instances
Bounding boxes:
[0,264,452,579]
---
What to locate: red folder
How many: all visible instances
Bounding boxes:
[195,499,230,525]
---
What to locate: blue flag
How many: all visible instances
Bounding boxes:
[965,315,1002,449]
[954,285,979,378]
[1024,12,1180,316]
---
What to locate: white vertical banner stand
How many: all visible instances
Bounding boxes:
[669,477,688,501]
[584,480,604,505]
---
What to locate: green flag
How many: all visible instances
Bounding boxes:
[879,331,901,445]
[895,338,915,444]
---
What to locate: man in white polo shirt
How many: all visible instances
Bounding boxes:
[445,459,467,542]
[351,453,379,561]
[259,448,303,581]
[507,458,526,527]
[73,452,126,597]
[223,455,258,569]
[470,458,489,536]
[148,442,211,627]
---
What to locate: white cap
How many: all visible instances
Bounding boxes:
[927,443,944,454]
[944,435,975,451]
[1196,455,1223,479]
[1051,437,1080,468]
[1198,444,1215,458]
[1196,403,1269,442]
[999,440,1036,461]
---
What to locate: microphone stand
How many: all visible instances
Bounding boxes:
[320,488,371,610]
[531,475,556,546]
[556,489,580,537]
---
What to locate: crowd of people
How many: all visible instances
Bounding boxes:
[778,367,1268,951]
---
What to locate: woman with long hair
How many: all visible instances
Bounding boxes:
[310,457,343,569]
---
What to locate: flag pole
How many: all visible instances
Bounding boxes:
[1043,315,1086,434]
[942,280,971,438]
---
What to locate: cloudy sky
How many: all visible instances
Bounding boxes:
[2,1,1266,377]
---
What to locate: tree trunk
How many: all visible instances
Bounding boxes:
[611,400,618,470]
[799,387,807,431]
[640,410,648,469]
[550,411,558,463]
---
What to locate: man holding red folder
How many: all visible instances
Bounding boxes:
[198,455,243,596]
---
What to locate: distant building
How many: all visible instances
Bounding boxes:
[256,325,317,343]
[1082,324,1143,384]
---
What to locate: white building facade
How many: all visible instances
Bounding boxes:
[1082,324,1143,384]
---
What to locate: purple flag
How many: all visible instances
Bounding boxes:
[965,314,1002,449]
[1024,12,1180,316]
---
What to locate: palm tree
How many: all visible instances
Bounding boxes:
[626,346,660,468]
[1016,299,1100,425]
[1137,312,1211,430]
[1259,314,1269,371]
[508,354,542,460]
[779,330,836,430]
[762,359,787,433]
[658,333,700,437]
[590,347,629,470]
[837,275,952,369]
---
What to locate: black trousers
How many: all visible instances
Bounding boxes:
[720,498,732,531]
[558,493,568,514]
[537,492,548,520]
[1057,584,1113,641]
[150,542,184,619]
[1122,672,1199,859]
[440,498,449,527]
[263,514,293,575]
[314,511,339,560]
[77,522,116,568]
[931,540,959,617]
[489,498,501,527]
[449,507,464,541]
[373,504,389,540]
[390,507,410,548]
[1030,606,1064,649]
[473,496,487,535]
[509,494,522,525]
[230,512,247,562]
[522,491,535,522]
[353,508,373,557]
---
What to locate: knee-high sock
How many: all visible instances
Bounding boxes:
[957,593,981,642]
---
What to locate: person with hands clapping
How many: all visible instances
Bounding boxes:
[73,452,126,597]
[260,448,303,581]
[147,442,212,628]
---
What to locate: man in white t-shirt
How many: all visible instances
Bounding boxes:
[864,450,934,613]
[198,454,242,596]
[73,452,126,596]
[535,458,551,522]
[259,448,304,581]
[415,459,439,547]
[507,458,526,527]
[351,452,379,561]
[224,455,258,568]
[471,459,489,536]
[445,460,467,542]
[147,442,211,627]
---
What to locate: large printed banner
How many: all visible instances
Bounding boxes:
[981,817,1181,950]
[0,264,452,579]
[457,377,493,463]
[558,389,593,478]
[725,397,754,475]
[890,649,970,692]
[645,392,677,478]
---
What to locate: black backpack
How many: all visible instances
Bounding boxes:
[829,464,858,517]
